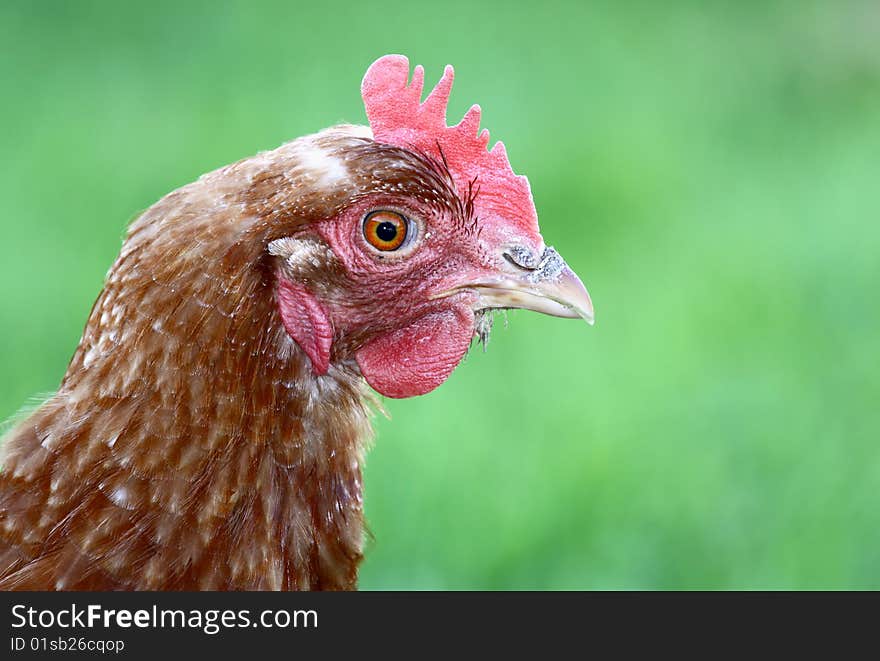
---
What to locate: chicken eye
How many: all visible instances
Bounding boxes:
[363,210,408,251]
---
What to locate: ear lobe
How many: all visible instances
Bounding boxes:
[355,307,474,398]
[276,277,333,375]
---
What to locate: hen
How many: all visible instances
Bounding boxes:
[0,55,593,590]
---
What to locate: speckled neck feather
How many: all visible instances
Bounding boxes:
[0,129,380,590]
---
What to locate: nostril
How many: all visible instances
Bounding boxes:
[503,252,530,270]
[503,246,539,270]
[503,246,567,283]
[527,247,566,283]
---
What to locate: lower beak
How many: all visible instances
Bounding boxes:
[436,247,594,325]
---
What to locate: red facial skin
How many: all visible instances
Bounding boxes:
[277,189,503,398]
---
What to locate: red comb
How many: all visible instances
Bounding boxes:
[361,55,541,243]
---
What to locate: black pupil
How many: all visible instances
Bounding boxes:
[376,221,398,242]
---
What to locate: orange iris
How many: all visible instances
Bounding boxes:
[363,210,408,251]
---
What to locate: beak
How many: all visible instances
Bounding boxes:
[435,247,594,325]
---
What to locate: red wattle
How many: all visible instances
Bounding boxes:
[355,307,474,398]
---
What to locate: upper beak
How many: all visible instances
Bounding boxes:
[435,246,594,325]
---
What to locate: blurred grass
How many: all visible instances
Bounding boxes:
[1,0,879,588]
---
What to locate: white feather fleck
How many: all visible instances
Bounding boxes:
[295,141,349,187]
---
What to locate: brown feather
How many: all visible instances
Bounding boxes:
[0,126,457,590]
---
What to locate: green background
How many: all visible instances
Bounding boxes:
[1,0,878,589]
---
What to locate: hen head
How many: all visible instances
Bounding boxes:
[265,55,593,398]
[0,54,594,591]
